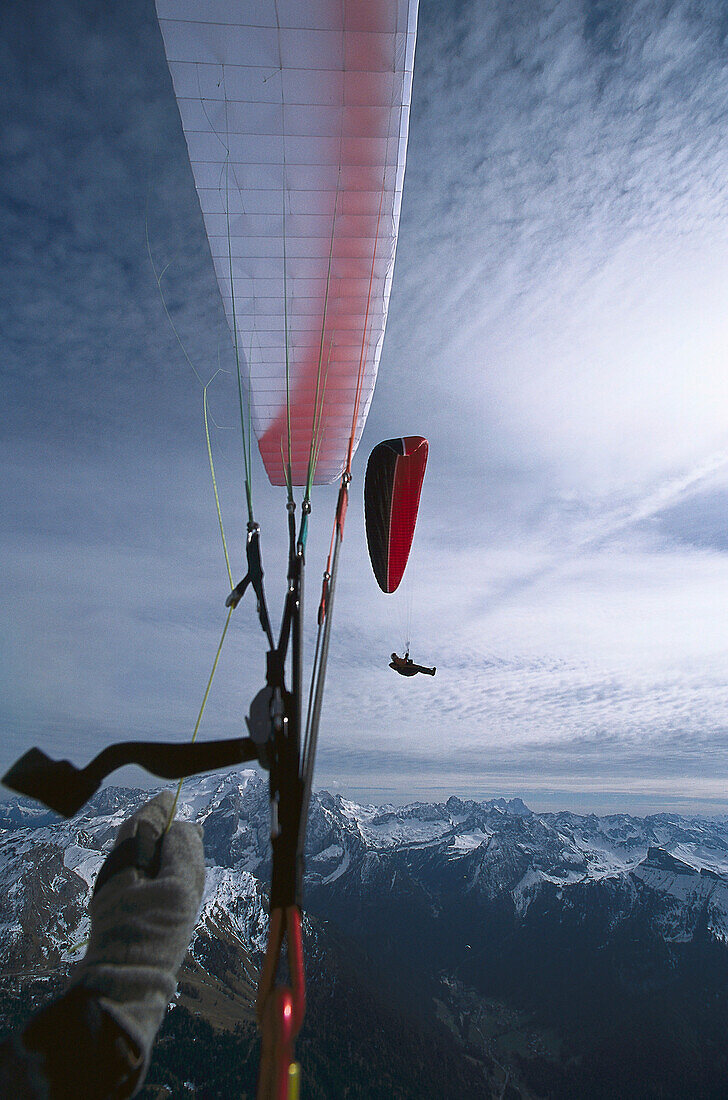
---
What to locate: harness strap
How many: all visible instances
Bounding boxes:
[226,523,274,649]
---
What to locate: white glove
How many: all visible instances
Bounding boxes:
[72,791,205,1079]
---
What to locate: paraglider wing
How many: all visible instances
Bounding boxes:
[364,435,428,593]
[155,0,418,485]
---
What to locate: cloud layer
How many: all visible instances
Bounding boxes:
[3,0,728,812]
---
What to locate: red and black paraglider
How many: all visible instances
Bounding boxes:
[364,436,435,676]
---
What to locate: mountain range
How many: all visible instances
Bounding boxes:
[3,771,728,1097]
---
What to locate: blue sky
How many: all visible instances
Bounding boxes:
[3,0,728,814]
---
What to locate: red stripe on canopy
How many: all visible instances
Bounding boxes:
[386,436,428,592]
[157,0,419,485]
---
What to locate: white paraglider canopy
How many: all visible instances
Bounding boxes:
[156,0,418,485]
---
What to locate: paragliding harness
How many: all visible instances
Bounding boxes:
[2,478,350,1100]
[389,651,436,677]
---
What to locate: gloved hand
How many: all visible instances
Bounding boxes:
[71,790,205,1078]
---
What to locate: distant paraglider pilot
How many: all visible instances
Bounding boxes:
[390,651,436,677]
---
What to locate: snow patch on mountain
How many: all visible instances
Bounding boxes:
[197,865,268,956]
[449,830,489,853]
[63,844,105,888]
[321,846,351,885]
[632,847,728,941]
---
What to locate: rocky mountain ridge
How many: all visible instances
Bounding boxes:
[3,769,728,979]
[4,772,728,1097]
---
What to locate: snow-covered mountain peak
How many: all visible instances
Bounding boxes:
[170,769,262,821]
[6,774,728,976]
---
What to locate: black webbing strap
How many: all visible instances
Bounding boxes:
[2,737,259,818]
[226,523,274,648]
[259,505,306,912]
[269,713,303,910]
